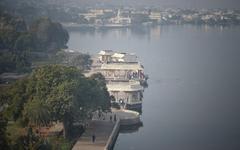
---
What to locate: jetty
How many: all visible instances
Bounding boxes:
[72,120,117,150]
[72,109,140,150]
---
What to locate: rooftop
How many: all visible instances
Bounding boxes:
[99,50,114,55]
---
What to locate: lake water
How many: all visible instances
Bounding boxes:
[67,25,240,150]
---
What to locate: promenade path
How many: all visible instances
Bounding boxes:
[72,120,115,150]
[72,109,139,150]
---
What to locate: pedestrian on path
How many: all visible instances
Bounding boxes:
[110,115,112,121]
[114,114,117,122]
[98,111,101,119]
[92,134,96,143]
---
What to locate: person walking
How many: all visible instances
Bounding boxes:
[110,115,112,121]
[92,134,96,143]
[98,111,101,119]
[114,114,117,122]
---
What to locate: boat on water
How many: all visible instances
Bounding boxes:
[90,50,148,110]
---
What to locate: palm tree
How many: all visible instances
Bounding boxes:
[23,98,51,128]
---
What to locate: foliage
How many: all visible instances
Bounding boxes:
[0,0,89,25]
[0,12,31,73]
[0,12,27,32]
[10,126,51,150]
[55,51,92,71]
[0,50,31,73]
[29,17,69,53]
[23,99,51,127]
[4,65,110,139]
[0,51,16,73]
[0,114,10,150]
[88,73,111,110]
[48,136,72,150]
[0,13,69,53]
[0,12,69,73]
[3,78,29,120]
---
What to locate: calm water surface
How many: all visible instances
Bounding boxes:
[67,25,240,150]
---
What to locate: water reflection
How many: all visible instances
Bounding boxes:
[120,122,143,134]
[66,25,232,44]
[67,26,163,42]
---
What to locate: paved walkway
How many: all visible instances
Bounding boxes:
[72,109,139,150]
[72,120,115,150]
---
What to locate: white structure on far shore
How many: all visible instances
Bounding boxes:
[108,9,131,25]
[149,12,162,23]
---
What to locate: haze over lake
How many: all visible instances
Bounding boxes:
[67,25,240,150]
[60,0,240,9]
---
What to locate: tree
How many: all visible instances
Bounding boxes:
[0,114,10,150]
[23,98,51,127]
[89,73,111,110]
[14,33,34,51]
[0,12,32,73]
[0,12,27,32]
[70,54,92,70]
[4,78,29,121]
[55,51,93,71]
[5,65,111,139]
[29,18,69,52]
[0,12,71,73]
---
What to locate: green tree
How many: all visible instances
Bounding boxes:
[5,65,110,139]
[0,12,32,73]
[29,18,69,52]
[55,51,92,71]
[89,73,111,110]
[23,98,51,127]
[0,12,27,32]
[14,33,34,51]
[5,78,29,121]
[71,53,92,70]
[0,114,10,150]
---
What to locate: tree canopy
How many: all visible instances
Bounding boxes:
[55,51,92,71]
[0,12,69,73]
[3,65,110,138]
[29,18,69,52]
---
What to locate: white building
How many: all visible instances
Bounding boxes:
[107,81,143,109]
[108,10,131,25]
[149,12,162,22]
[111,52,137,63]
[91,50,147,109]
[98,50,115,63]
[99,50,138,63]
[80,9,104,21]
[100,63,145,81]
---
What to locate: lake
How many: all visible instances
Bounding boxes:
[67,25,240,150]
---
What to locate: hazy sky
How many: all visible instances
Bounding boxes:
[70,0,240,9]
[113,0,240,9]
[151,0,240,8]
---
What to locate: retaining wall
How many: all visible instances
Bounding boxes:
[104,119,120,150]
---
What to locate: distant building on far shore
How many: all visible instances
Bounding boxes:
[149,12,162,23]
